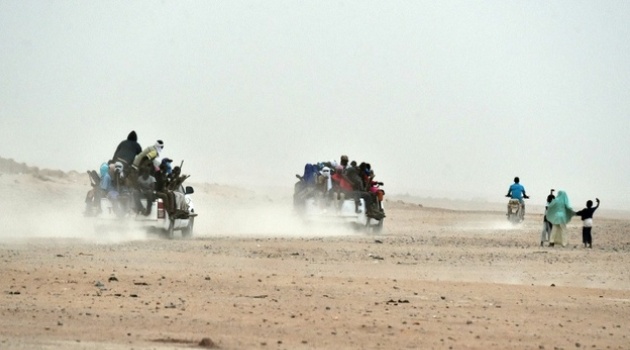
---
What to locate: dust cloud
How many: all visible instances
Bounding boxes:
[0,166,156,243]
[193,200,361,238]
[0,181,150,244]
[0,164,362,244]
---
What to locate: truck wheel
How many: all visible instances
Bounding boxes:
[166,219,175,239]
[373,219,384,233]
[182,217,194,238]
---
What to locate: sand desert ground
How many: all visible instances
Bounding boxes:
[1,159,629,350]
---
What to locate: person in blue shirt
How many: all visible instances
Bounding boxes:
[506,177,529,201]
[505,176,529,218]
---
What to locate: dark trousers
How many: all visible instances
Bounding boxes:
[134,189,154,214]
[582,227,592,246]
[351,191,374,212]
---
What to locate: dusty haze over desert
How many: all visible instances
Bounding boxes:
[1,157,630,349]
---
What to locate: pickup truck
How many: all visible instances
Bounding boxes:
[96,186,197,238]
[293,167,385,233]
[89,169,198,239]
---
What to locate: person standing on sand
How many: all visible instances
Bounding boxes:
[540,189,555,247]
[546,190,575,247]
[575,198,600,248]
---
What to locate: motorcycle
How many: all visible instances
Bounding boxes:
[506,195,528,224]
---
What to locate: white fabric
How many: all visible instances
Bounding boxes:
[152,156,162,168]
[583,218,593,227]
[550,224,568,247]
[320,167,332,191]
[174,191,188,212]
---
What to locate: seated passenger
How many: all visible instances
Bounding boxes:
[302,163,318,186]
[318,166,333,192]
[132,140,164,173]
[360,162,382,211]
[154,159,171,192]
[293,163,320,206]
[133,166,156,216]
[101,161,121,214]
[367,171,385,211]
[113,161,126,190]
[168,166,191,191]
[112,130,142,173]
[315,166,334,206]
[331,165,353,200]
[344,161,382,218]
[161,158,173,175]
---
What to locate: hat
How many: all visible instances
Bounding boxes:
[155,140,164,150]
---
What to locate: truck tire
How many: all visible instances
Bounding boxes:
[166,219,175,239]
[373,219,384,233]
[182,217,194,238]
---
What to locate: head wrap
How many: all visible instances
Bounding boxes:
[155,140,164,152]
[546,190,575,225]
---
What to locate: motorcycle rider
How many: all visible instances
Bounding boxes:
[506,176,529,218]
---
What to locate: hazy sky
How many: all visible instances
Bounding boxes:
[1,1,629,209]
